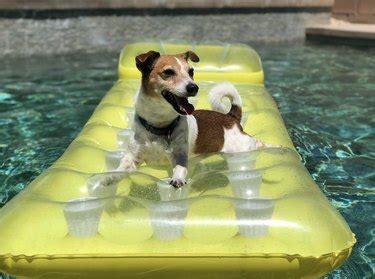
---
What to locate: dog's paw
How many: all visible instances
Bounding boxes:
[170,165,188,188]
[87,173,123,197]
[117,156,137,172]
[169,178,187,188]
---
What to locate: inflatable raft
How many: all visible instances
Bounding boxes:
[0,42,355,278]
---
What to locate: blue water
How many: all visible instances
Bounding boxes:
[0,43,374,278]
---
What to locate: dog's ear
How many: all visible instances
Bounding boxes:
[135,50,160,75]
[181,51,200,63]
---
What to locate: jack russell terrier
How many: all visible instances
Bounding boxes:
[115,50,273,187]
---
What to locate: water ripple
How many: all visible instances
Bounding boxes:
[261,43,375,279]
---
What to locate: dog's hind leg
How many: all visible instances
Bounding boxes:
[254,139,281,149]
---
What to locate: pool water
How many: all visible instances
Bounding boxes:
[0,43,374,278]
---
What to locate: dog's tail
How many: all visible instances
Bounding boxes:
[209,82,242,122]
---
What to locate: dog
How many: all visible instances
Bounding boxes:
[113,50,274,188]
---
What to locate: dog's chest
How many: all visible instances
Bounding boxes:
[133,115,191,165]
[138,139,173,166]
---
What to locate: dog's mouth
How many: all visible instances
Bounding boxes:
[161,90,195,115]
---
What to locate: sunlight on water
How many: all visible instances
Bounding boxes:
[0,43,374,278]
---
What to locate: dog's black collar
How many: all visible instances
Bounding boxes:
[136,114,181,139]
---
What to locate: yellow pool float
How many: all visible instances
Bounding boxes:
[0,42,355,279]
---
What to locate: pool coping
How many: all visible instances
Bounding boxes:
[306,19,375,41]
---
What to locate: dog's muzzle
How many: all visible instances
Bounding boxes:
[161,90,195,115]
[186,83,199,96]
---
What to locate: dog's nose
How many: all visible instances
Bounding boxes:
[186,83,199,96]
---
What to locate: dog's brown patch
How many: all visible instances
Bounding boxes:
[193,109,244,153]
[228,104,242,123]
[147,56,189,94]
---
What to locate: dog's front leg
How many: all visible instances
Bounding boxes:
[170,152,188,188]
[116,139,141,173]
[116,152,139,172]
[90,140,141,188]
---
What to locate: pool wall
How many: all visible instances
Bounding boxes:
[0,11,330,57]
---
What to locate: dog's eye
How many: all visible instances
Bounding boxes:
[162,69,175,77]
[188,68,194,77]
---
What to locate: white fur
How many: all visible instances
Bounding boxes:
[117,152,137,172]
[175,79,190,97]
[186,115,198,152]
[171,165,188,186]
[174,57,184,71]
[221,125,259,153]
[135,87,178,127]
[209,82,242,114]
[173,57,193,97]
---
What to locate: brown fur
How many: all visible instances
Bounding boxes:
[228,104,242,123]
[193,109,244,153]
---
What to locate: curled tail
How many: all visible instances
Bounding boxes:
[209,82,242,122]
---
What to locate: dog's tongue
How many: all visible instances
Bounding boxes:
[177,97,194,115]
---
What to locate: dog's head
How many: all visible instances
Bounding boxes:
[135,50,200,115]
